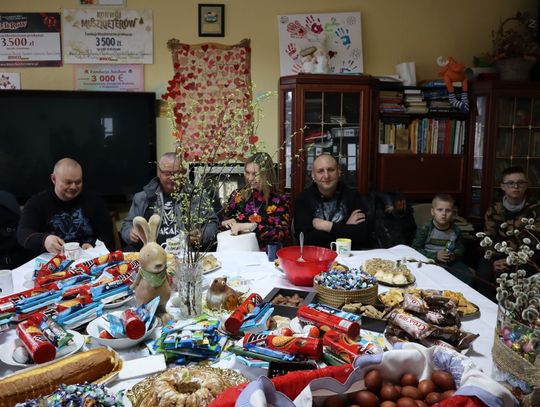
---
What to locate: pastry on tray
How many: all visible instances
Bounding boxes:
[363,258,415,286]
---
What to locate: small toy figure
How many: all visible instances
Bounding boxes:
[436,56,469,111]
[206,277,243,311]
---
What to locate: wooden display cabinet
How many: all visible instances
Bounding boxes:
[465,80,540,221]
[374,83,469,202]
[278,74,378,202]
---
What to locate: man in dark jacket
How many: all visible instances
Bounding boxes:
[17,158,114,254]
[293,154,372,250]
[120,152,218,252]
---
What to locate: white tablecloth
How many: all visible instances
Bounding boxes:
[0,245,498,387]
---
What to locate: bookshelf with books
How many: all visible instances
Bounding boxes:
[465,80,540,222]
[375,82,469,199]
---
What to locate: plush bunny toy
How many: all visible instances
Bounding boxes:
[130,214,171,319]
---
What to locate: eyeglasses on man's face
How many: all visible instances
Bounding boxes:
[502,180,528,188]
[158,166,186,177]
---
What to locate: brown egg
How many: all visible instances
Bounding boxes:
[415,401,428,407]
[400,373,419,387]
[424,392,441,406]
[401,385,422,400]
[381,402,397,407]
[417,379,436,397]
[430,370,456,391]
[323,394,346,407]
[396,397,418,407]
[364,369,383,393]
[380,383,401,402]
[353,390,379,407]
[441,389,456,399]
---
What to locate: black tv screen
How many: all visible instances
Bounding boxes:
[0,90,157,206]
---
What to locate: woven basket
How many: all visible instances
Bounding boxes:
[314,280,378,308]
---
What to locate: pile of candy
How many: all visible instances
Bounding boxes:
[154,314,225,364]
[314,269,377,290]
[15,383,123,407]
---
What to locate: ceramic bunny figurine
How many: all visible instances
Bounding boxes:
[130,214,171,319]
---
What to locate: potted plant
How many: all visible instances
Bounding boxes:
[490,11,540,80]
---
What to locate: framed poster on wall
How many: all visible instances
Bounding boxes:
[198,4,224,37]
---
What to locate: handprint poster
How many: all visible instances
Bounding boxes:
[278,12,363,76]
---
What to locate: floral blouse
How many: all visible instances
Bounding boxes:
[223,189,291,249]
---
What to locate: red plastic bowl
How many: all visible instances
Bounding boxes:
[277,245,337,286]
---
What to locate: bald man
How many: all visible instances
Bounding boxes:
[293,154,372,250]
[18,158,114,254]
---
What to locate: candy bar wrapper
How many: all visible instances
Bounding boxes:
[35,312,73,348]
[387,309,435,340]
[77,250,124,271]
[244,344,296,361]
[309,303,361,323]
[224,293,263,336]
[322,330,361,363]
[35,254,66,278]
[431,325,479,349]
[35,267,84,287]
[0,286,54,314]
[323,330,383,364]
[102,260,139,277]
[56,293,93,312]
[402,293,428,314]
[242,333,323,359]
[297,304,360,339]
[136,296,160,331]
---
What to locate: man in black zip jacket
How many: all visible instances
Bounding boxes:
[293,154,372,250]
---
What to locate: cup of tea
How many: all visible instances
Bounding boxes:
[161,234,184,255]
[63,242,82,260]
[330,238,352,257]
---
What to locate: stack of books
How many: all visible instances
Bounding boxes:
[421,80,463,112]
[403,88,428,114]
[379,90,406,113]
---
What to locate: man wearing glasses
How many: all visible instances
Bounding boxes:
[476,166,540,300]
[120,152,218,251]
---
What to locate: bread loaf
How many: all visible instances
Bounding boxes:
[0,347,121,406]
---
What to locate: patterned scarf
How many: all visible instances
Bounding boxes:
[139,266,168,288]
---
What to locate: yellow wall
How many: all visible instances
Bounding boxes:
[0,0,536,155]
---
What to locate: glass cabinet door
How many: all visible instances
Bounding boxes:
[302,91,361,188]
[469,96,486,217]
[282,90,293,190]
[495,96,540,200]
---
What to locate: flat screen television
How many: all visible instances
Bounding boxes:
[0,90,157,207]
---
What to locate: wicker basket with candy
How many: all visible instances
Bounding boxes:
[313,269,378,308]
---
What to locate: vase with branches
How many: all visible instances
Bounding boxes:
[160,75,275,317]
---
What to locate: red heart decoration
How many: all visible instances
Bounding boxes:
[201,45,208,52]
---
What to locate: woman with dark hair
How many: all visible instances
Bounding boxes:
[221,152,290,249]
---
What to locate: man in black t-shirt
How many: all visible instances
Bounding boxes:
[120,152,218,252]
[17,158,114,254]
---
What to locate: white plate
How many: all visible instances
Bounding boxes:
[0,330,84,367]
[102,295,134,309]
[203,264,222,275]
[86,311,158,350]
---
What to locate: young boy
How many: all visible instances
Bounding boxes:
[411,194,473,284]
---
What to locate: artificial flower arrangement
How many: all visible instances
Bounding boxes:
[477,217,539,404]
[490,11,540,61]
